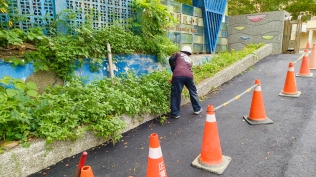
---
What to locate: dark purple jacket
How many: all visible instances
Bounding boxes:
[169,52,193,78]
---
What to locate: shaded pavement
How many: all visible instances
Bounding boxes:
[29,52,316,177]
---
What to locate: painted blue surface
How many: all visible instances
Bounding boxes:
[0,54,212,84]
[182,4,194,16]
[0,61,34,81]
[0,54,165,83]
[74,60,104,83]
[110,54,163,77]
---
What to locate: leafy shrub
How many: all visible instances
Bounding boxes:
[0,44,264,147]
[0,77,39,147]
[0,69,172,145]
[1,0,179,79]
[193,43,265,83]
[131,0,178,63]
[94,24,144,54]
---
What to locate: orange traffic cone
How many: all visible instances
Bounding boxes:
[80,166,94,177]
[306,41,310,49]
[146,133,168,177]
[310,44,316,69]
[296,50,313,77]
[243,79,273,125]
[191,105,231,174]
[279,62,301,97]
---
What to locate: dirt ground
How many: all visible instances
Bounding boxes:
[25,70,64,93]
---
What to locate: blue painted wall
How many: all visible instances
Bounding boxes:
[0,54,166,83]
[0,54,212,83]
[0,60,34,80]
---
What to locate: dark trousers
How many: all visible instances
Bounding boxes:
[170,76,202,116]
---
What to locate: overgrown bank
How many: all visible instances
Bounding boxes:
[0,0,178,80]
[0,43,264,152]
[0,43,272,177]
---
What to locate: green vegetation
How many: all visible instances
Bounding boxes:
[0,0,178,80]
[228,0,316,20]
[193,43,265,83]
[0,70,171,146]
[0,0,265,149]
[131,0,178,63]
[0,43,264,148]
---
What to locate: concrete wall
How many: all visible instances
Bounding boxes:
[228,11,290,54]
[0,44,272,177]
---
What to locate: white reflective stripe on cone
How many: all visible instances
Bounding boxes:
[288,67,294,71]
[255,85,261,91]
[206,114,216,123]
[148,147,162,159]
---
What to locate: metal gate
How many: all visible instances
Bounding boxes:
[193,0,227,53]
[282,15,303,54]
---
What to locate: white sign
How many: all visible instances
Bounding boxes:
[302,24,307,32]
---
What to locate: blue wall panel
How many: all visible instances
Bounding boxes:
[0,55,163,83]
[0,61,34,81]
[0,54,212,83]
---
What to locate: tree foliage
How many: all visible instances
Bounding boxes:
[228,0,316,19]
[283,0,316,19]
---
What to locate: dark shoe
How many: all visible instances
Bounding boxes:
[170,114,180,119]
[194,108,203,115]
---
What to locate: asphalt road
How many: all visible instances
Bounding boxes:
[29,53,316,177]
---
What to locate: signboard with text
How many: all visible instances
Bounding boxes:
[162,0,205,54]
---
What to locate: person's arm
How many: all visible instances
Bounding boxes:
[169,53,177,72]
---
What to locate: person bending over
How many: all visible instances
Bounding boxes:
[168,46,203,119]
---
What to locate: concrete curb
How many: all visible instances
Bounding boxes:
[0,44,272,177]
